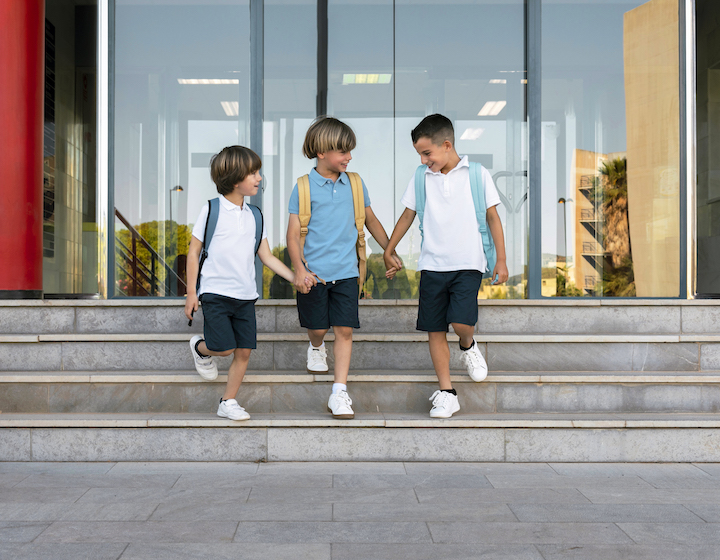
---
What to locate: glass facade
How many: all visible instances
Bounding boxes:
[100,0,692,300]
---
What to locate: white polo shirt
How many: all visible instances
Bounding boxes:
[191,195,267,301]
[400,156,501,273]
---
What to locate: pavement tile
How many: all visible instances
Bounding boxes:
[34,521,239,543]
[693,463,720,477]
[256,462,407,475]
[415,487,590,504]
[332,474,492,489]
[14,474,180,489]
[0,543,128,560]
[537,544,717,560]
[428,522,634,545]
[332,502,517,522]
[685,504,720,522]
[0,487,89,503]
[0,474,30,488]
[172,474,332,489]
[617,523,720,545]
[550,463,712,478]
[403,463,556,476]
[579,487,720,504]
[509,504,705,523]
[246,487,418,504]
[107,462,259,475]
[0,522,51,543]
[150,502,332,522]
[331,543,544,560]
[75,486,251,505]
[0,463,115,475]
[231,521,431,543]
[486,475,653,489]
[0,502,157,522]
[119,543,330,560]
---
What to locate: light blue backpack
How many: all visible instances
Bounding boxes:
[414,162,497,279]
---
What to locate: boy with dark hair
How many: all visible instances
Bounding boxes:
[287,116,401,419]
[383,114,508,418]
[185,145,307,421]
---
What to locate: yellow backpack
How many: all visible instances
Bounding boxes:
[297,172,367,297]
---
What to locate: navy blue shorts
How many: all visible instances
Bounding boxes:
[297,277,360,330]
[200,293,257,351]
[417,270,483,332]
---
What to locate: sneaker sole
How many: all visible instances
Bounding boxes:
[469,371,488,382]
[217,412,250,421]
[327,407,354,419]
[307,366,329,374]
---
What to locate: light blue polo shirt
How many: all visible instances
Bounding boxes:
[288,168,371,283]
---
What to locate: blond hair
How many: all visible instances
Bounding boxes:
[209,146,261,195]
[302,116,356,159]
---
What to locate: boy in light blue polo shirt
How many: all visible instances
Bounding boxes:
[286,117,401,419]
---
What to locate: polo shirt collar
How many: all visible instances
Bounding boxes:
[425,155,470,175]
[219,195,248,212]
[310,168,348,186]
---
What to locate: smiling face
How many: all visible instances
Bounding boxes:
[235,169,262,197]
[317,149,352,177]
[413,137,454,174]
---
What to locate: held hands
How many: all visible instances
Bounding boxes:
[184,293,199,321]
[491,260,509,285]
[293,269,317,294]
[383,251,403,280]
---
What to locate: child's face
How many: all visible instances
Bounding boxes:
[317,149,352,174]
[413,137,453,173]
[235,169,262,197]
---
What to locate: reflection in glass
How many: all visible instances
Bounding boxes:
[542,0,680,297]
[114,1,250,296]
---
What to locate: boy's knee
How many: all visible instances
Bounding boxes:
[333,326,353,339]
[234,348,252,359]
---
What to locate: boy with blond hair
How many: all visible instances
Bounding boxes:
[287,116,401,419]
[186,145,307,421]
[384,114,508,418]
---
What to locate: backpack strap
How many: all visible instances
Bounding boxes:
[346,172,367,296]
[296,174,326,284]
[413,165,428,247]
[468,162,497,277]
[247,204,263,255]
[196,197,220,291]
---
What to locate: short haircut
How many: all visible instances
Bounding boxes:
[209,146,261,196]
[302,116,357,159]
[411,114,455,146]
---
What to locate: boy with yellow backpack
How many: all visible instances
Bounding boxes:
[287,117,401,419]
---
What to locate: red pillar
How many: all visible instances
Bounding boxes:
[0,0,44,298]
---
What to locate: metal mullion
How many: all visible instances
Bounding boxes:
[682,0,697,298]
[317,0,328,116]
[526,0,542,298]
[250,0,263,296]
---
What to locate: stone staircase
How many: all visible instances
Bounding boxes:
[1,299,720,462]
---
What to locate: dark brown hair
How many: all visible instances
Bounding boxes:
[411,114,455,146]
[209,146,262,195]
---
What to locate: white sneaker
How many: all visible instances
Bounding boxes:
[461,341,488,382]
[429,390,460,418]
[328,390,354,419]
[189,335,218,380]
[307,343,329,373]
[217,399,250,421]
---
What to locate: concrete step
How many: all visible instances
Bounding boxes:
[2,412,720,462]
[3,370,720,415]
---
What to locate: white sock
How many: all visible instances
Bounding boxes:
[310,341,325,349]
[332,383,347,394]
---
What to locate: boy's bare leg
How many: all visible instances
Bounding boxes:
[222,348,251,401]
[428,331,452,390]
[308,329,329,348]
[332,326,353,384]
[196,340,233,358]
[452,323,475,349]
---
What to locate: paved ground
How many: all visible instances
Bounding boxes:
[0,461,718,559]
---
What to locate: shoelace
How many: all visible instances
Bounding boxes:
[309,349,327,365]
[463,350,481,369]
[429,390,451,408]
[336,391,352,406]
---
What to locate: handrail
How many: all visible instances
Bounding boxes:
[114,208,187,297]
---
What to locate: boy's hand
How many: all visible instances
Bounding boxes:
[491,261,509,285]
[184,293,199,321]
[383,251,401,279]
[293,270,317,294]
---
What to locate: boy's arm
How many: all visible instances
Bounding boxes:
[257,238,305,291]
[184,236,203,320]
[364,206,402,269]
[486,205,508,284]
[383,207,416,279]
[286,213,317,292]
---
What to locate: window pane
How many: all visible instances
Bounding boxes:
[114,0,250,297]
[542,0,680,297]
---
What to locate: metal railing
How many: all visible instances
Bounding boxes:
[114,208,187,297]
